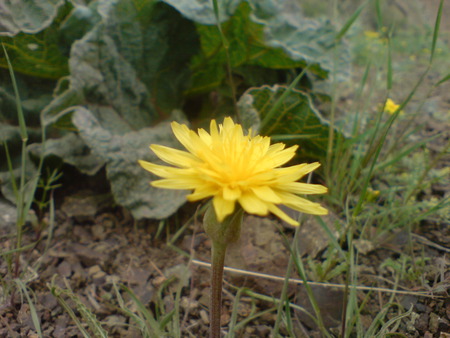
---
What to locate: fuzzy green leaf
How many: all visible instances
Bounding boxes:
[172,0,349,95]
[0,0,65,37]
[28,133,105,176]
[161,0,240,24]
[0,1,70,79]
[43,0,199,129]
[72,107,188,220]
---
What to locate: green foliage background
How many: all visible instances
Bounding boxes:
[0,0,349,219]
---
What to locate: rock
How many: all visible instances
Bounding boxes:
[61,190,113,221]
[225,216,292,295]
[0,198,37,229]
[294,285,344,330]
[297,212,344,258]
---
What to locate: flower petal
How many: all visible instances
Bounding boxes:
[277,182,328,195]
[150,145,198,167]
[223,186,242,201]
[187,187,216,201]
[222,117,237,134]
[210,119,219,138]
[171,122,196,154]
[139,160,173,178]
[198,128,212,146]
[213,195,235,222]
[267,204,299,226]
[187,129,218,162]
[151,178,197,189]
[278,192,328,215]
[250,186,282,203]
[238,193,269,215]
[273,162,321,183]
[262,147,297,169]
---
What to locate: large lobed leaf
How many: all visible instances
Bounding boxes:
[160,0,241,24]
[72,108,188,220]
[0,0,65,37]
[249,0,350,79]
[165,0,350,96]
[39,0,199,219]
[0,1,70,79]
[43,0,199,129]
[187,2,308,95]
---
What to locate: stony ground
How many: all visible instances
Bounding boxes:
[0,184,449,337]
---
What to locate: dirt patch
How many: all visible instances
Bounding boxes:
[1,195,449,337]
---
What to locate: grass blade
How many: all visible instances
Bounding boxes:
[429,0,444,65]
[120,283,165,336]
[375,305,413,338]
[112,282,151,337]
[2,43,27,140]
[387,37,392,90]
[260,66,310,133]
[435,72,450,86]
[49,278,108,338]
[375,0,383,30]
[335,0,368,42]
[15,279,43,338]
[2,141,19,200]
[49,287,91,338]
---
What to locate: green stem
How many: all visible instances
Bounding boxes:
[210,241,227,338]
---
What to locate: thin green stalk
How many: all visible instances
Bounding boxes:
[121,282,163,336]
[375,0,383,30]
[272,225,298,336]
[335,0,369,42]
[291,239,331,337]
[3,142,19,199]
[173,265,191,338]
[227,287,246,337]
[325,44,338,182]
[351,62,372,136]
[210,242,227,338]
[203,205,243,337]
[3,44,28,279]
[234,288,316,320]
[375,305,413,338]
[231,307,276,333]
[429,0,444,65]
[3,44,48,311]
[341,215,356,337]
[386,34,393,90]
[15,280,43,338]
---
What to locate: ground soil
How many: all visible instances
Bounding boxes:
[0,176,449,337]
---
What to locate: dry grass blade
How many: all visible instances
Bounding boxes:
[192,259,442,299]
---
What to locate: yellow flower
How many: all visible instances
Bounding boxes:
[384,98,401,115]
[364,31,380,39]
[139,118,328,226]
